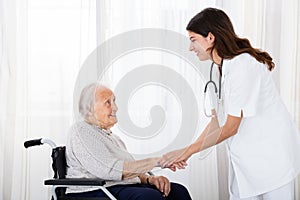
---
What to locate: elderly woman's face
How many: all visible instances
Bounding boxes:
[93,87,118,129]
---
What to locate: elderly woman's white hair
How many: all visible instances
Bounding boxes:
[78,83,108,120]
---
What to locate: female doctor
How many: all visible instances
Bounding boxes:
[160,7,300,200]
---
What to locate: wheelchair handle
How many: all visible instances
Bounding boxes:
[24,138,56,149]
[24,138,42,148]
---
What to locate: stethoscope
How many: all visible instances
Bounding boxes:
[203,60,223,117]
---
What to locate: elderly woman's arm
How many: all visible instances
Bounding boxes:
[123,157,186,179]
[70,123,163,181]
[122,157,160,179]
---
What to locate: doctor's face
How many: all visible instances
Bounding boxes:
[93,87,118,129]
[188,31,212,61]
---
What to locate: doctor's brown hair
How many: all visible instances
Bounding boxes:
[187,7,275,71]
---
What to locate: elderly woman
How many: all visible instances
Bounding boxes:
[65,83,192,200]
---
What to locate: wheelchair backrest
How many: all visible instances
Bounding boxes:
[51,146,67,179]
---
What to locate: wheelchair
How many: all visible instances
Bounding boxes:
[24,138,117,200]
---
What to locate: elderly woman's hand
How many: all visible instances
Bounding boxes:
[148,175,171,196]
[167,161,188,171]
[159,147,191,169]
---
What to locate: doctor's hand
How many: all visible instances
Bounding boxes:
[167,160,188,172]
[148,175,171,197]
[159,147,191,169]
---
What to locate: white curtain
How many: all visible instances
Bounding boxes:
[0,0,96,199]
[278,0,300,198]
[0,0,28,199]
[1,0,300,199]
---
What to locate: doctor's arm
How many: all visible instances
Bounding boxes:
[160,112,242,168]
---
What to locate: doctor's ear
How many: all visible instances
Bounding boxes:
[207,32,215,43]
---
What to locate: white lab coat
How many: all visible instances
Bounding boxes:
[221,53,300,198]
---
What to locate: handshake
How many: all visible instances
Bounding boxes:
[156,111,220,171]
[157,146,194,172]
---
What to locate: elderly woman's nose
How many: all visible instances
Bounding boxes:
[112,102,118,111]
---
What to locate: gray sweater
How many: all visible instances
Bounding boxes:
[66,121,140,193]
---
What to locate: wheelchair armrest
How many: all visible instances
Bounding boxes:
[44,178,106,186]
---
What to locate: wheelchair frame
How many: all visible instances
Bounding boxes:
[24,138,117,200]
